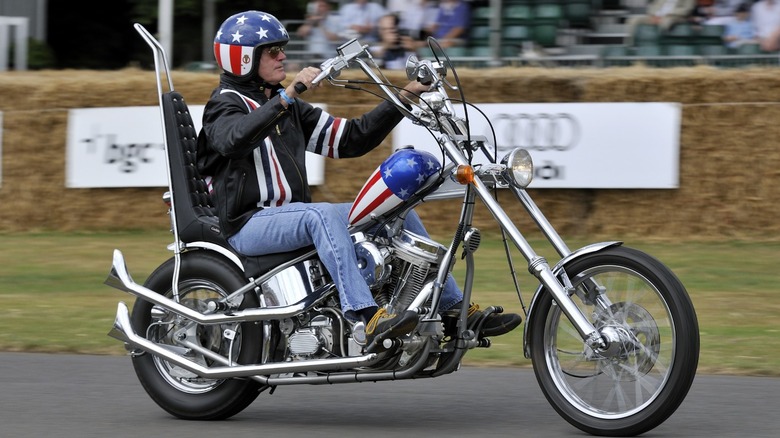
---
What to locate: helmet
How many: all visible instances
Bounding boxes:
[213,11,289,79]
[348,148,442,226]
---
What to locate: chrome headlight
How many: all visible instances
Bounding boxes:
[501,148,534,188]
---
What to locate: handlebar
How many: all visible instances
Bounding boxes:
[295,37,467,145]
[293,38,368,95]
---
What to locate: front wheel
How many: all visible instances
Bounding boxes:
[530,246,699,436]
[130,251,264,420]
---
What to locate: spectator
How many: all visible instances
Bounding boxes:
[424,0,471,48]
[338,0,387,43]
[372,13,418,69]
[624,0,697,45]
[709,0,747,24]
[752,0,780,51]
[691,0,745,25]
[723,3,757,48]
[385,0,439,40]
[296,0,343,59]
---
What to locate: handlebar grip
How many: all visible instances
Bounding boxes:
[294,82,308,94]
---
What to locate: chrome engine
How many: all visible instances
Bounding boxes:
[280,313,339,359]
[354,229,447,314]
[256,230,447,361]
[259,260,343,360]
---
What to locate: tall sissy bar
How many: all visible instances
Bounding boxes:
[122,23,243,300]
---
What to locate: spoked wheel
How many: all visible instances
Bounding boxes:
[130,251,264,420]
[530,246,699,436]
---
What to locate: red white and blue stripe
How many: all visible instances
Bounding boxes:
[255,137,292,207]
[306,112,347,158]
[348,149,441,226]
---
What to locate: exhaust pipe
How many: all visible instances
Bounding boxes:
[108,301,380,378]
[105,249,332,325]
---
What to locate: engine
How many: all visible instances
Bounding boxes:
[279,313,340,360]
[354,229,447,314]
[259,230,447,361]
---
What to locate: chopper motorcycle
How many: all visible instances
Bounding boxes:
[106,24,699,436]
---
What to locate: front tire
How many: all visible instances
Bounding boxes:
[530,246,699,436]
[130,251,263,420]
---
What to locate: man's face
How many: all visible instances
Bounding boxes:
[258,45,287,85]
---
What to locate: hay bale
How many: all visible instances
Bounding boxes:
[1,67,780,240]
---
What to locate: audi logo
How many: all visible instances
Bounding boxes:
[489,113,580,152]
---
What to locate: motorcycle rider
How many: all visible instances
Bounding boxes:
[197,10,522,351]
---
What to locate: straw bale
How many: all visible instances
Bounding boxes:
[1,67,780,240]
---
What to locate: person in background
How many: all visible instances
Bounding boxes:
[296,0,343,59]
[198,10,523,352]
[385,0,439,40]
[424,0,471,48]
[372,13,418,69]
[723,3,757,48]
[624,0,697,45]
[691,0,744,25]
[338,0,387,43]
[751,0,780,51]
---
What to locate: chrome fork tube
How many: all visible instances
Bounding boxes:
[510,187,572,258]
[439,138,603,349]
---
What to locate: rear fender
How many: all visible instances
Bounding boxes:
[522,241,622,358]
[170,241,245,272]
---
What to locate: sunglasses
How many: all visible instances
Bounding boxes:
[266,46,286,58]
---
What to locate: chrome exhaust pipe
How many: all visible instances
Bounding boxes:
[109,302,380,378]
[105,249,333,325]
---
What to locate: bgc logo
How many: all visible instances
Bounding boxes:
[80,132,163,174]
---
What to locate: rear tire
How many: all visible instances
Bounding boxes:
[530,246,699,436]
[130,251,263,420]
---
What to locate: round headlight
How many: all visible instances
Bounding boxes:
[501,148,534,188]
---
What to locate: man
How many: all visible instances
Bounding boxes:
[425,0,471,48]
[752,0,780,51]
[296,0,342,59]
[198,11,522,351]
[624,0,696,45]
[338,0,387,43]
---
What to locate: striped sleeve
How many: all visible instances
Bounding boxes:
[305,111,347,158]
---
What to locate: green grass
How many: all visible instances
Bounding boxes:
[1,231,778,376]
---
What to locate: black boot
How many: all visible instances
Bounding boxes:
[443,302,522,337]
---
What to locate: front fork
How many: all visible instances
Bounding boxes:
[431,139,607,352]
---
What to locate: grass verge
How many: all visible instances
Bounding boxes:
[1,231,777,375]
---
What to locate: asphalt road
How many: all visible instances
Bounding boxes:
[1,352,778,438]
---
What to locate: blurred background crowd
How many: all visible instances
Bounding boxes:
[1,0,780,72]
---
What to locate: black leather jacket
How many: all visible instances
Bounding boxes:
[197,74,405,237]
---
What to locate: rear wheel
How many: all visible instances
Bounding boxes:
[530,246,699,436]
[130,251,263,420]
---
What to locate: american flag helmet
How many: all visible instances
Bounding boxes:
[348,148,442,226]
[213,11,289,78]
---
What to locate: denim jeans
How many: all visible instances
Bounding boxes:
[228,202,462,316]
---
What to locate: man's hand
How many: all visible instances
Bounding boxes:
[288,66,322,98]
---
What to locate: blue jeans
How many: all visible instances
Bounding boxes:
[228,202,462,316]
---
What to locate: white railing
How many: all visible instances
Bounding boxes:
[0,16,28,71]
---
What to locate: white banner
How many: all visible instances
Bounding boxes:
[392,102,681,189]
[66,105,326,188]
